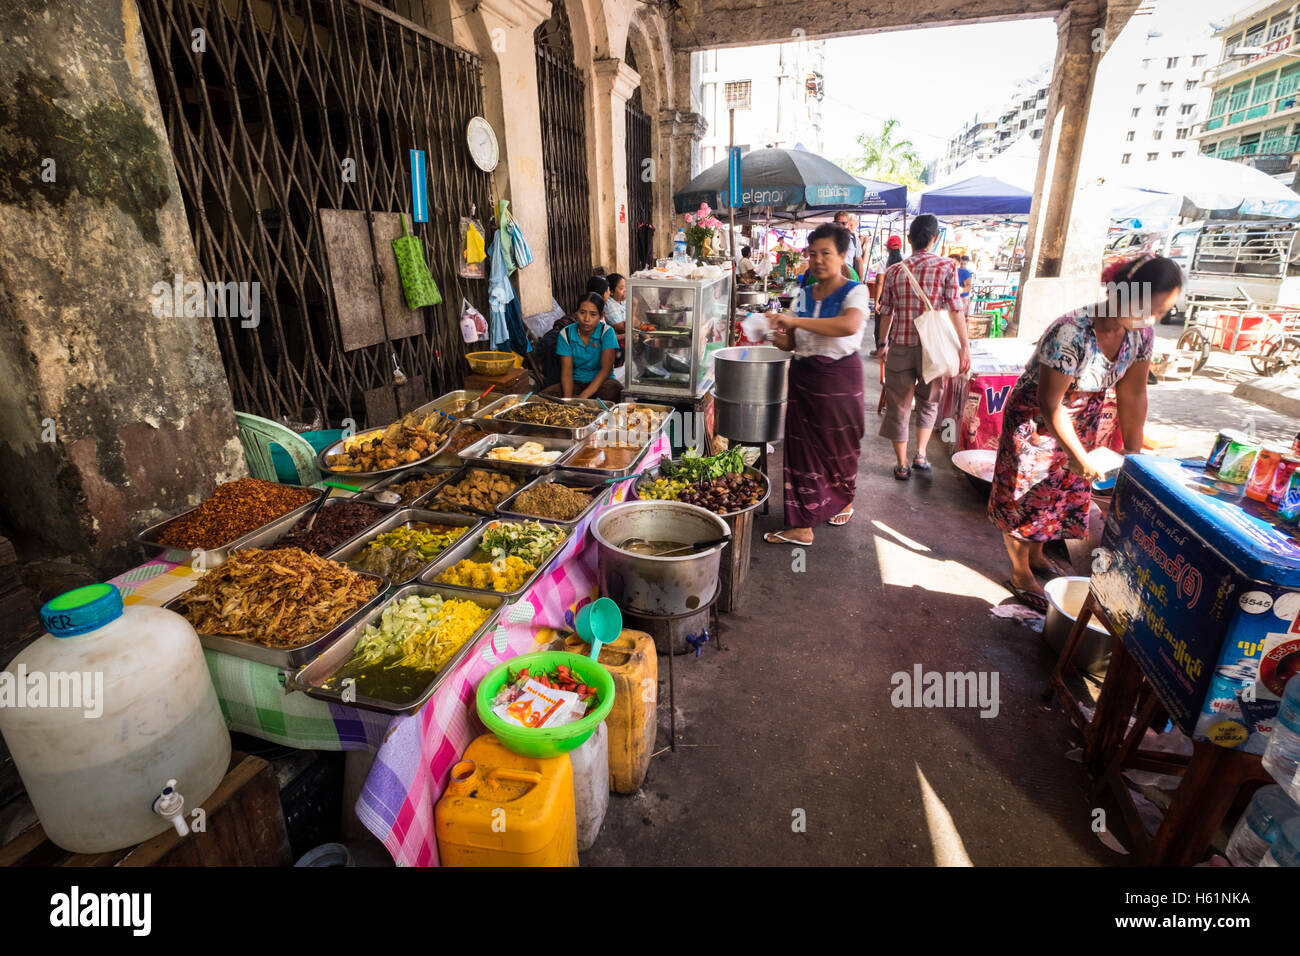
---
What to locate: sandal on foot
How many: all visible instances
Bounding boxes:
[828,506,855,527]
[1032,557,1073,579]
[765,530,813,546]
[893,465,911,480]
[1004,580,1049,613]
[912,456,932,471]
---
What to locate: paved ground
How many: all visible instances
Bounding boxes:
[584,329,1300,866]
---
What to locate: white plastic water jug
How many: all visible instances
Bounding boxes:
[0,583,230,853]
[571,720,609,852]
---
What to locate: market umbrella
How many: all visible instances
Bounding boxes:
[1107,154,1300,219]
[673,148,866,213]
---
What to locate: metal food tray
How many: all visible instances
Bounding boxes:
[465,392,526,423]
[137,485,324,567]
[241,496,400,555]
[492,398,608,440]
[286,584,504,715]
[165,569,388,669]
[418,463,531,513]
[495,470,612,528]
[605,401,674,444]
[631,462,770,518]
[328,507,484,584]
[362,465,462,508]
[418,519,571,600]
[558,429,654,478]
[316,422,454,479]
[456,432,577,474]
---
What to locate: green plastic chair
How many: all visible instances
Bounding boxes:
[234,412,324,487]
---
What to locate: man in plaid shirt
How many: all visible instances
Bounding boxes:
[876,214,971,480]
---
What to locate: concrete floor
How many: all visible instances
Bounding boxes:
[584,350,1121,866]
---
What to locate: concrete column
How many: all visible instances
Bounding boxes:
[1021,0,1145,285]
[0,0,244,573]
[589,57,641,274]
[476,0,555,317]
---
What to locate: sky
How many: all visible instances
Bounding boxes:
[812,0,1257,169]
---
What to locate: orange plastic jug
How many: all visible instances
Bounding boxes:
[565,629,657,793]
[435,733,578,867]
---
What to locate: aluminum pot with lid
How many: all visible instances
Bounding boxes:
[593,502,729,616]
[712,346,791,405]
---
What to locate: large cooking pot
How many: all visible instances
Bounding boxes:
[736,290,768,309]
[1042,576,1110,677]
[712,346,791,405]
[714,396,787,443]
[593,502,730,616]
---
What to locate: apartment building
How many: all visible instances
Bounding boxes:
[1117,29,1216,168]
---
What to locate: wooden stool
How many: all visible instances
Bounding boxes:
[464,366,532,394]
[1047,594,1273,865]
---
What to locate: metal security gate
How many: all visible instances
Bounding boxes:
[138,0,492,427]
[536,9,591,310]
[625,89,653,273]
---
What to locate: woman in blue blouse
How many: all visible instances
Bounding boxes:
[544,293,623,401]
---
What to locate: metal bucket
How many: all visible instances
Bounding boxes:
[714,396,786,443]
[712,346,791,405]
[1042,576,1110,677]
[593,502,730,616]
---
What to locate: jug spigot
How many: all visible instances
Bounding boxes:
[152,779,190,838]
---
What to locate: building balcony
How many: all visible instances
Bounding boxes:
[1210,34,1298,83]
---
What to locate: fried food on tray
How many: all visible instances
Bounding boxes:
[326,421,449,473]
[173,547,382,648]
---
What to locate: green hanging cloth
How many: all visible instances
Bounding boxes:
[497,199,517,275]
[392,214,442,309]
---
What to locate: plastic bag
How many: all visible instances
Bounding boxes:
[391,214,442,309]
[899,263,960,383]
[459,297,488,344]
[458,216,487,278]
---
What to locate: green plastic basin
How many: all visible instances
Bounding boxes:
[475,651,616,758]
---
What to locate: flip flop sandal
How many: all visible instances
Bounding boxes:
[1032,558,1073,579]
[1004,580,1049,613]
[827,506,854,527]
[912,457,932,471]
[764,530,813,546]
[893,465,911,480]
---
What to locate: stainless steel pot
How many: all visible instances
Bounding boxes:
[736,291,768,309]
[1042,576,1111,677]
[593,502,730,616]
[712,346,791,405]
[714,396,787,443]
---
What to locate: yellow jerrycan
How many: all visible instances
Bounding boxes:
[565,629,657,793]
[435,733,578,866]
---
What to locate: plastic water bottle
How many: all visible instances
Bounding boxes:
[1225,785,1300,866]
[1261,816,1300,866]
[673,228,687,260]
[1263,677,1300,801]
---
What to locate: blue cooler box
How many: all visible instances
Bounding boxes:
[1092,455,1300,755]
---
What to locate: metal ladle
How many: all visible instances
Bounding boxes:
[619,534,730,556]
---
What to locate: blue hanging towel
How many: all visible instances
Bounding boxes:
[487,231,514,351]
[508,215,534,269]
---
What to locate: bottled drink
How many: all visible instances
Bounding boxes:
[1260,816,1300,866]
[673,228,687,259]
[1263,676,1300,801]
[1225,785,1300,866]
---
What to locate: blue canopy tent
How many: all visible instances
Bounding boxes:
[917,175,1032,216]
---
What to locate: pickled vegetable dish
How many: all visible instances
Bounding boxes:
[347,523,468,580]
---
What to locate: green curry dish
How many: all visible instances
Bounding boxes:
[480,520,568,567]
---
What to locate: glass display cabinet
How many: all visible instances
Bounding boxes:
[623,273,732,399]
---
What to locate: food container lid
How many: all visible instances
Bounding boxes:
[41,583,124,637]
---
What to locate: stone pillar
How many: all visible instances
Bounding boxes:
[661,111,707,218]
[476,0,554,317]
[590,58,641,274]
[0,0,244,574]
[1021,0,1145,286]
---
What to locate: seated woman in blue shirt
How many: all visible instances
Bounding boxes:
[543,293,623,401]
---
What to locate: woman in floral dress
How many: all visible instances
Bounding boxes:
[988,255,1183,609]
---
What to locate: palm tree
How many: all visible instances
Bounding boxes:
[843,119,926,188]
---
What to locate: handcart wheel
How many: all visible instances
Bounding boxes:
[1255,338,1300,378]
[1175,329,1209,372]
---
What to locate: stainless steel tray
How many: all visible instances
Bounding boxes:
[286,584,504,715]
[495,470,612,528]
[465,392,526,423]
[429,421,513,468]
[316,422,454,478]
[491,399,608,440]
[631,462,770,518]
[165,569,388,669]
[419,519,571,600]
[137,485,324,567]
[558,429,654,479]
[605,402,674,444]
[457,433,577,474]
[419,463,531,512]
[329,507,483,584]
[362,465,462,508]
[248,497,399,556]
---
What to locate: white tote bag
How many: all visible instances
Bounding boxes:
[900,263,961,383]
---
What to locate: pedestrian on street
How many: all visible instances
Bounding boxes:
[988,254,1182,610]
[762,223,868,546]
[875,215,971,480]
[834,211,865,279]
[871,236,904,354]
